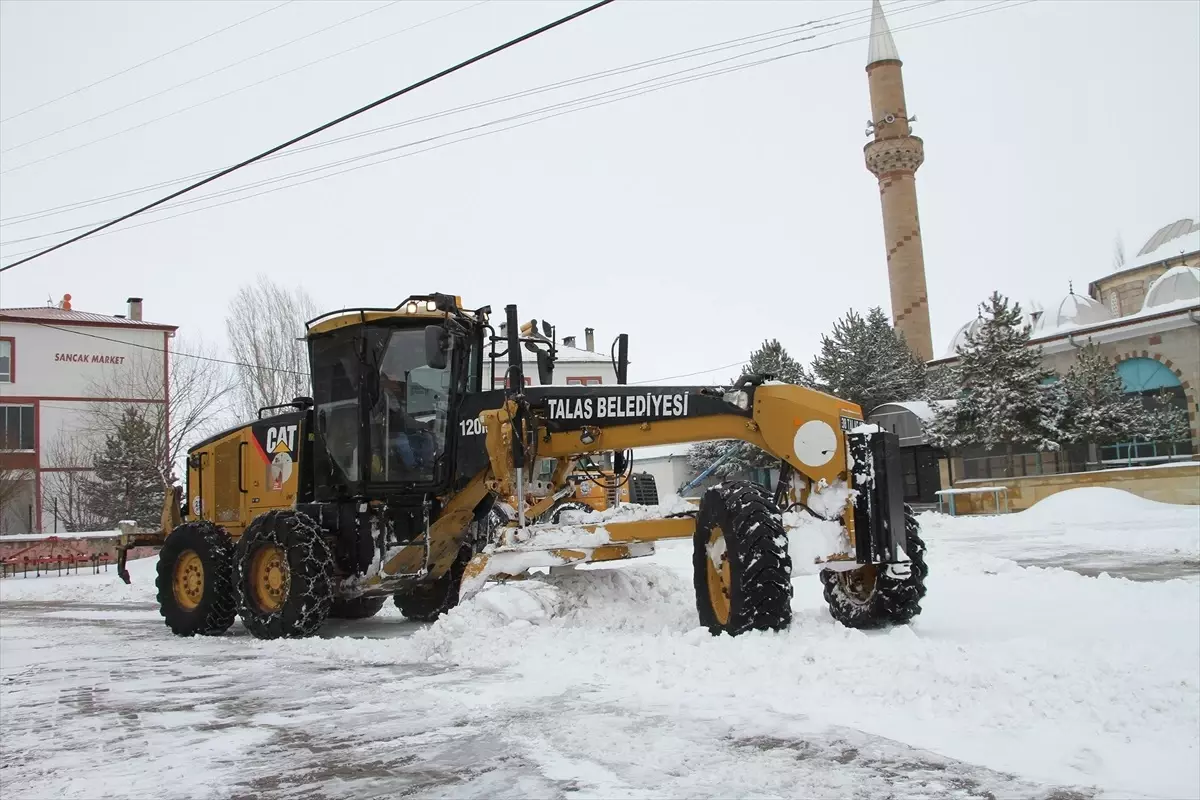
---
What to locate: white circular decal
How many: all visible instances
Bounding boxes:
[793,420,837,468]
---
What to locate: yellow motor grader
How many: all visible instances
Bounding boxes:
[117,294,926,639]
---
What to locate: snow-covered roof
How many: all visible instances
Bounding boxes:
[1034,291,1114,334]
[943,317,982,358]
[1143,265,1200,312]
[1128,218,1199,269]
[866,0,900,65]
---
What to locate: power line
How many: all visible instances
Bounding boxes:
[1,0,911,229]
[634,361,750,385]
[0,0,1028,258]
[0,0,943,248]
[0,1,489,176]
[0,1,403,155]
[22,321,310,377]
[0,1,296,126]
[0,0,617,273]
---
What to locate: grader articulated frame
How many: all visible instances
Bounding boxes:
[117,294,927,640]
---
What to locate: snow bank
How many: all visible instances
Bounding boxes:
[1019,486,1194,522]
[0,555,158,604]
[922,486,1199,561]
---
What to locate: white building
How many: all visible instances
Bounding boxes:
[628,444,695,498]
[483,324,619,388]
[0,296,176,534]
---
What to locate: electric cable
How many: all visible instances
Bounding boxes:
[0,0,1029,263]
[0,0,617,273]
[0,0,923,228]
[0,0,490,176]
[1,0,985,251]
[0,1,404,155]
[16,320,311,377]
[0,1,296,125]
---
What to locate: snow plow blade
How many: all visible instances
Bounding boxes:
[846,428,908,566]
[458,515,694,600]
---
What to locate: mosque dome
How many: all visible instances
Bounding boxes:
[944,316,982,357]
[1036,290,1114,334]
[1142,265,1200,312]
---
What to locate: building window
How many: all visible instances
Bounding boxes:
[0,338,12,383]
[566,376,603,386]
[0,405,35,451]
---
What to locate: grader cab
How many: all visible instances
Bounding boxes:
[117,293,926,640]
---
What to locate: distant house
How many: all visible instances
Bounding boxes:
[0,296,176,534]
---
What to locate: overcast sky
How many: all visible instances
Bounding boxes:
[1,0,1197,383]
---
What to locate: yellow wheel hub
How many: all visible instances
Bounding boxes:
[250,545,290,614]
[173,550,205,611]
[705,526,732,625]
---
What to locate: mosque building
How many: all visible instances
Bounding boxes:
[860,1,1199,502]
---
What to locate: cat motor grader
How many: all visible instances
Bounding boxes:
[116,293,927,639]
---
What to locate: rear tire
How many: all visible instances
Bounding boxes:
[329,595,387,620]
[548,501,593,524]
[394,546,473,622]
[820,505,927,629]
[235,510,335,639]
[155,521,237,637]
[692,481,793,636]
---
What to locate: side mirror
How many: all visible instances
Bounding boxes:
[536,350,554,385]
[425,325,450,370]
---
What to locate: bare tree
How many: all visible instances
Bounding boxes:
[81,333,237,486]
[225,274,317,420]
[40,432,107,532]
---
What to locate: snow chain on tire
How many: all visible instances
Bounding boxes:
[693,481,793,636]
[235,510,336,639]
[820,505,928,629]
[155,521,238,637]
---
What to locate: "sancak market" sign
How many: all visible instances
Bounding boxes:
[54,352,128,365]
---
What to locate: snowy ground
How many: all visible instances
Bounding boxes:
[2,487,1197,800]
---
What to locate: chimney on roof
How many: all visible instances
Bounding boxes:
[127,297,143,321]
[563,335,576,348]
[584,327,594,352]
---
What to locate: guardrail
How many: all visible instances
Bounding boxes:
[1,553,112,579]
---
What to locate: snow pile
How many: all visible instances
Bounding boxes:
[922,487,1199,562]
[552,496,697,525]
[0,555,159,604]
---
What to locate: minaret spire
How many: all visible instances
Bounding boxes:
[867,0,900,65]
[863,0,934,361]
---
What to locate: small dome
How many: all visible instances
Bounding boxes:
[1036,291,1114,333]
[1143,265,1200,311]
[1020,298,1044,330]
[944,317,982,357]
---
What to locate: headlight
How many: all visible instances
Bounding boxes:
[426,300,437,312]
[406,302,418,313]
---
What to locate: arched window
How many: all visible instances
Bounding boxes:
[1116,357,1181,393]
[1105,357,1192,464]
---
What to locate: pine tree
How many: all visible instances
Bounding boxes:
[82,407,165,529]
[687,339,813,478]
[810,306,926,413]
[1136,389,1192,447]
[925,292,1062,453]
[1058,343,1143,447]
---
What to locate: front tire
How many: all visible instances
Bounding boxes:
[692,481,793,636]
[155,521,237,637]
[820,506,928,629]
[235,510,335,639]
[394,546,473,622]
[329,596,387,620]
